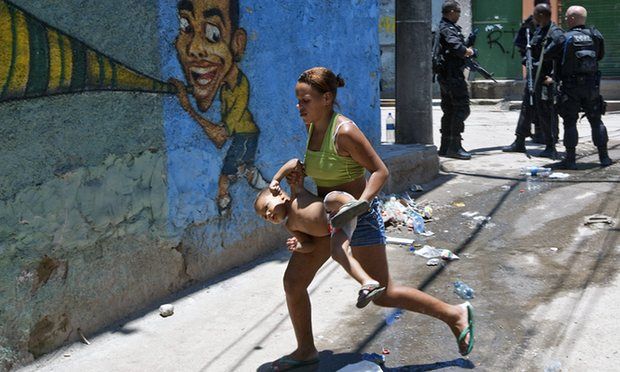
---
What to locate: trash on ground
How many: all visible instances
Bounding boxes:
[452,201,465,207]
[413,245,459,261]
[426,258,442,266]
[338,360,383,372]
[77,328,90,345]
[473,215,491,221]
[543,360,562,372]
[584,214,614,228]
[454,280,475,299]
[548,172,570,179]
[418,230,435,237]
[382,347,391,355]
[521,166,552,177]
[159,304,175,317]
[410,184,424,192]
[501,185,511,190]
[386,236,414,245]
[63,353,71,357]
[550,247,559,252]
[423,205,433,219]
[385,308,403,325]
[461,211,479,218]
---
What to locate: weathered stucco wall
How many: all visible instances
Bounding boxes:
[0,0,380,369]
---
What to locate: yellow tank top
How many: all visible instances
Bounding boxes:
[304,113,366,187]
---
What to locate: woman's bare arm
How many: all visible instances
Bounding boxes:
[335,122,389,202]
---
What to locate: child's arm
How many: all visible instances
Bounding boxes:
[286,230,320,254]
[270,158,304,196]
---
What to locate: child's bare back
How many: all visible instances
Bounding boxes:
[285,188,330,238]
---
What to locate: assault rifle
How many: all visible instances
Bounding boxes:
[465,49,498,83]
[464,28,497,83]
[525,28,534,106]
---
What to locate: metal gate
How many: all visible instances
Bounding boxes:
[472,0,523,80]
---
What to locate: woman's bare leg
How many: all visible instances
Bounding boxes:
[281,236,331,361]
[352,244,472,354]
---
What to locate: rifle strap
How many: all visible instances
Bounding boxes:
[534,27,552,87]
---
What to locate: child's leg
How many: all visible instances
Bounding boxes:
[330,229,376,285]
[323,191,355,218]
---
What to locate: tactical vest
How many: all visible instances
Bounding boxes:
[562,28,598,77]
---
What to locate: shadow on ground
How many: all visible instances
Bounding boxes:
[256,350,475,371]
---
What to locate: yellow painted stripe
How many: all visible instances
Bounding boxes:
[86,49,99,87]
[7,7,30,97]
[115,64,152,90]
[0,1,12,94]
[46,28,61,93]
[102,56,112,87]
[60,33,72,89]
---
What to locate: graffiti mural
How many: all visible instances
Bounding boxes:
[169,0,267,216]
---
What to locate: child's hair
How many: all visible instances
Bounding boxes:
[297,67,345,98]
[253,187,273,214]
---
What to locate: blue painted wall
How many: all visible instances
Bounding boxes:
[158,0,380,233]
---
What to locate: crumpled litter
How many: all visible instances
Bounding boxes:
[413,245,459,260]
[386,236,414,245]
[337,360,383,371]
[378,193,434,233]
[548,172,570,179]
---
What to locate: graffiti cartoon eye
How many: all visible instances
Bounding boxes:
[205,23,221,43]
[179,17,191,33]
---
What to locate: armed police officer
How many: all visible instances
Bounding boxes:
[503,3,563,158]
[435,0,474,160]
[510,0,552,145]
[545,5,612,169]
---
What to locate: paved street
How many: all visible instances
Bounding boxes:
[19,106,620,372]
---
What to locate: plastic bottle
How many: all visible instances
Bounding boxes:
[520,166,552,177]
[410,211,425,234]
[453,280,475,299]
[521,166,551,191]
[385,113,395,143]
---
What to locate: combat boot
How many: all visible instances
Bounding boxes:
[539,144,558,159]
[445,136,471,160]
[532,126,545,144]
[559,147,577,170]
[598,146,613,167]
[502,135,526,153]
[438,136,449,156]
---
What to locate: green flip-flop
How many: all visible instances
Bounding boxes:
[270,355,319,371]
[457,301,475,356]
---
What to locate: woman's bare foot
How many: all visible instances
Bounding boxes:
[449,302,474,355]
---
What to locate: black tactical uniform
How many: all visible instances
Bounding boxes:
[513,15,544,144]
[545,25,612,168]
[531,22,563,155]
[436,17,471,160]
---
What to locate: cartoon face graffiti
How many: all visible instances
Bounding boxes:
[175,0,246,111]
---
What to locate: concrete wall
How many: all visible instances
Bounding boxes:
[0,0,380,368]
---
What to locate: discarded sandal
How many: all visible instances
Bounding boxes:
[269,355,319,371]
[330,200,370,229]
[356,283,386,309]
[457,301,475,356]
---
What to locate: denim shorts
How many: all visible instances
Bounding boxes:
[221,133,258,176]
[350,198,386,247]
